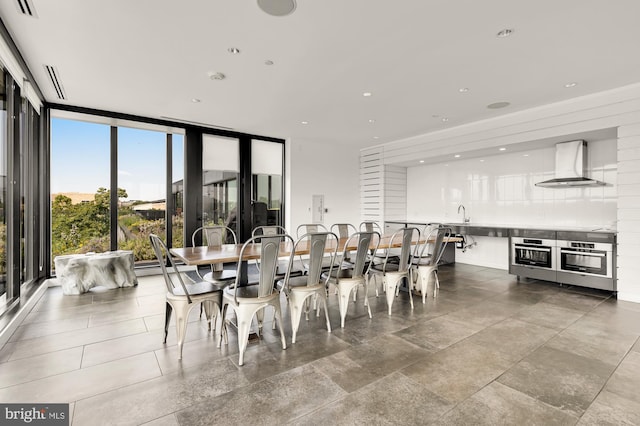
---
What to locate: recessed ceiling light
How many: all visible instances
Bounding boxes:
[363,92,372,97]
[257,0,297,16]
[487,101,510,109]
[264,60,274,66]
[479,159,485,162]
[499,147,507,151]
[454,154,461,158]
[191,98,201,103]
[373,136,379,139]
[369,119,376,123]
[444,164,449,167]
[441,117,449,122]
[228,47,240,54]
[301,121,308,125]
[208,71,226,80]
[419,160,425,163]
[523,154,529,157]
[564,82,577,88]
[458,88,469,93]
[496,29,514,38]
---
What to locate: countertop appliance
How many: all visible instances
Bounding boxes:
[555,231,615,291]
[509,229,557,282]
[509,229,616,291]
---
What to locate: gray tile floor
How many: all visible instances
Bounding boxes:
[1,264,640,425]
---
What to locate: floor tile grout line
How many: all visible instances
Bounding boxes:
[573,335,640,422]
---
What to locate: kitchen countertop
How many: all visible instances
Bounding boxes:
[385,220,617,236]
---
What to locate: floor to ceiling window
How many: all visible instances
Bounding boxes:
[50,119,111,263]
[252,139,283,228]
[50,113,188,269]
[0,66,46,317]
[202,135,239,241]
[0,68,7,304]
[171,134,184,249]
[117,126,167,264]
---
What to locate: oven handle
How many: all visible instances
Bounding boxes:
[561,250,605,257]
[515,246,551,252]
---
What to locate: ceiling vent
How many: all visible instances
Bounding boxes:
[15,0,37,17]
[44,65,66,100]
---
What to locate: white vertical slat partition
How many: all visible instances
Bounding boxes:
[360,148,408,226]
[617,121,640,302]
[360,148,384,225]
[383,165,407,221]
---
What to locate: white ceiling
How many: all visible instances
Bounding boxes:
[2,0,640,148]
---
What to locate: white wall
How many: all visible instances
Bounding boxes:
[406,139,618,230]
[617,122,640,303]
[286,138,361,235]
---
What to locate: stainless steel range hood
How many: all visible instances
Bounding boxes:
[535,140,605,188]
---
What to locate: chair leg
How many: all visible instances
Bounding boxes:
[272,299,287,351]
[163,302,173,344]
[171,300,192,360]
[201,300,219,332]
[337,283,355,328]
[217,302,229,348]
[289,291,306,344]
[320,292,332,333]
[433,270,440,297]
[234,305,254,366]
[363,277,372,319]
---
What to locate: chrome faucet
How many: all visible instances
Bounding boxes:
[457,204,470,223]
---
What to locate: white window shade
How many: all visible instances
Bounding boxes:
[252,140,282,175]
[203,135,239,172]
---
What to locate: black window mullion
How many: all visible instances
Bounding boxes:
[166,134,173,246]
[110,126,118,251]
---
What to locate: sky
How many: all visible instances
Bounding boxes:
[50,118,184,201]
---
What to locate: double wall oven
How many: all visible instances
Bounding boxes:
[509,229,616,291]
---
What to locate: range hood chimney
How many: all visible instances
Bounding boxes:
[535,140,605,188]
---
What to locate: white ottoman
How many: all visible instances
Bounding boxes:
[54,250,138,295]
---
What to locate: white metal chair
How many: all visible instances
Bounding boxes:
[251,225,287,238]
[149,234,222,360]
[218,233,292,366]
[191,225,238,284]
[278,231,338,343]
[369,227,420,314]
[330,223,357,239]
[296,223,333,273]
[251,225,297,278]
[411,225,452,301]
[296,223,328,238]
[322,231,379,328]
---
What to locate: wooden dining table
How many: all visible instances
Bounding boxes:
[170,234,460,266]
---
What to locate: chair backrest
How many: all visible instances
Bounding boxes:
[330,223,357,239]
[384,227,420,273]
[359,221,382,233]
[285,232,338,288]
[342,231,379,278]
[149,234,193,303]
[296,223,328,238]
[252,225,287,239]
[192,225,237,248]
[431,226,453,265]
[416,224,440,259]
[233,233,294,302]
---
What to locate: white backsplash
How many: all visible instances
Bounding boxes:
[406,139,618,230]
